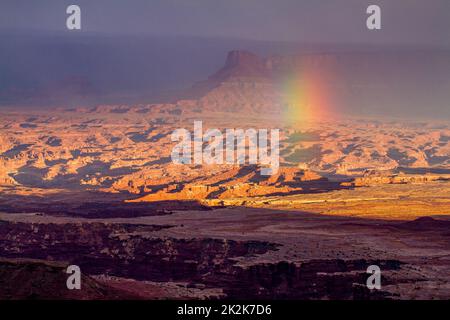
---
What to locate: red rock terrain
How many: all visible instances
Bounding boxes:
[0,50,449,299]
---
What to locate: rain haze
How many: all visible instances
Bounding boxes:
[0,0,449,119]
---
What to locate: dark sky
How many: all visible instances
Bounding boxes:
[1,0,450,45]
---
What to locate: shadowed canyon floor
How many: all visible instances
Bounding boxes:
[1,206,450,299]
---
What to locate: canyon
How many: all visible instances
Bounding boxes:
[0,50,449,299]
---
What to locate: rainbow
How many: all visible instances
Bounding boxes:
[280,63,337,126]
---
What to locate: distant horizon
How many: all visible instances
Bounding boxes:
[4,29,450,51]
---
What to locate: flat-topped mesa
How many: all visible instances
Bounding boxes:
[209,50,269,81]
[181,50,280,112]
